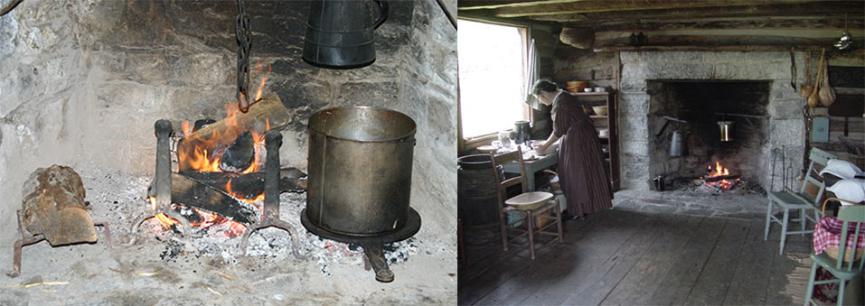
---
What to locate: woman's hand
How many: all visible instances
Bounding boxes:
[535,142,549,155]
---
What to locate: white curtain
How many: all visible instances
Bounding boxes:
[524,37,541,110]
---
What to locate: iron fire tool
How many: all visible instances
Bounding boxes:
[129,120,193,244]
[239,131,302,258]
[9,211,112,277]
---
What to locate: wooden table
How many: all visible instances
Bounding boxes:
[501,150,557,191]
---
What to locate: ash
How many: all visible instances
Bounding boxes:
[80,170,420,277]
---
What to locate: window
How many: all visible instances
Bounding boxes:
[458,20,530,140]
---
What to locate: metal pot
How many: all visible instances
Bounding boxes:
[302,0,389,69]
[718,121,734,142]
[306,106,416,237]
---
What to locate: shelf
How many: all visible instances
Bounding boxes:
[568,91,611,96]
[572,90,619,192]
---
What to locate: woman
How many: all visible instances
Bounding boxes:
[532,80,612,218]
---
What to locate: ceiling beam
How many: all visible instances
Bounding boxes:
[459,0,575,11]
[588,17,865,32]
[494,0,854,18]
[529,2,864,24]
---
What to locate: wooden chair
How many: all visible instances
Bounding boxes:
[764,148,835,255]
[803,204,865,306]
[489,147,563,260]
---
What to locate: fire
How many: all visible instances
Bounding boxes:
[225,178,265,204]
[254,65,272,102]
[707,161,730,177]
[177,103,267,174]
[704,161,738,191]
[151,64,274,236]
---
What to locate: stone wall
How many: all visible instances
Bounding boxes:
[0,0,456,248]
[619,51,806,191]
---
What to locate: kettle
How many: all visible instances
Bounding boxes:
[303,0,389,69]
[669,129,687,157]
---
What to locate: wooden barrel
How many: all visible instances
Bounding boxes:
[458,154,499,226]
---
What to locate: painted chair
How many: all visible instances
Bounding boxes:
[803,204,865,306]
[489,147,563,260]
[764,148,835,254]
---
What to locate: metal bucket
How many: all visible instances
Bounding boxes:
[306,106,416,237]
[302,0,389,69]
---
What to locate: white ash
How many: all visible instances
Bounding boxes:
[79,170,420,276]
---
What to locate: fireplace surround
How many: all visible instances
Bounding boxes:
[647,80,771,190]
[618,51,807,191]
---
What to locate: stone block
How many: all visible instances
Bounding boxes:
[333,81,399,108]
[768,97,805,119]
[0,15,17,58]
[769,119,805,147]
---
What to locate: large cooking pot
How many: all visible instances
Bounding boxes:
[306,106,416,237]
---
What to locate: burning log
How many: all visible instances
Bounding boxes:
[219,131,255,173]
[186,94,290,140]
[148,174,257,224]
[179,167,307,197]
[177,94,291,173]
[703,174,740,183]
[193,119,216,132]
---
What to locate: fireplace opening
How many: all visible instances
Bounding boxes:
[647,80,771,193]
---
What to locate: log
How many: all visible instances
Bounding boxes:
[179,167,308,197]
[703,174,740,183]
[494,0,851,18]
[193,119,216,132]
[529,2,864,23]
[219,131,255,173]
[189,94,290,141]
[21,165,97,246]
[148,174,257,224]
[178,94,291,172]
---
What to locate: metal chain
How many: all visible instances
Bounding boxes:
[235,0,252,113]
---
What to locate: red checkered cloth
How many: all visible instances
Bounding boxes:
[812,216,865,255]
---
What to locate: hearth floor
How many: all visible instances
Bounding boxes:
[0,170,455,305]
[459,191,813,305]
[614,189,768,219]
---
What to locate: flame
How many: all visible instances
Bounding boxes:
[177,103,270,174]
[159,65,274,236]
[253,65,272,102]
[225,178,266,204]
[155,213,176,230]
[704,161,738,191]
[181,120,192,138]
[707,161,730,177]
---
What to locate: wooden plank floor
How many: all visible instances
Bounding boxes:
[458,208,812,306]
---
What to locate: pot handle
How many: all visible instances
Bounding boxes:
[372,0,389,29]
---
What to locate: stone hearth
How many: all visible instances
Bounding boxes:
[618,51,806,191]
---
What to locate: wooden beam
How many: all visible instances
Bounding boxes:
[529,2,864,23]
[459,0,549,10]
[588,17,865,32]
[593,45,826,52]
[495,0,838,18]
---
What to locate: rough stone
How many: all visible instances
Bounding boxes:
[0,2,456,301]
[613,51,808,195]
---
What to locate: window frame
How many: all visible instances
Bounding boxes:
[457,18,534,152]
